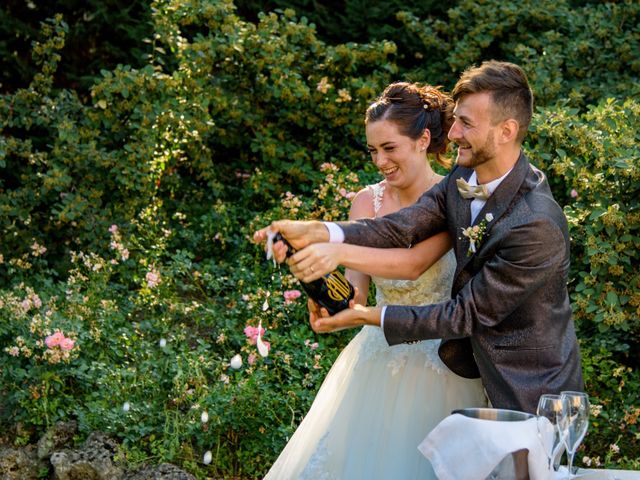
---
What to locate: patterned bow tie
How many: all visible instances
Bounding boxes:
[456,177,490,200]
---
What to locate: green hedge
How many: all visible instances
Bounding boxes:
[527,99,640,467]
[398,0,640,107]
[0,0,153,93]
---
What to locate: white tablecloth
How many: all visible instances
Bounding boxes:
[418,412,640,480]
[572,469,640,479]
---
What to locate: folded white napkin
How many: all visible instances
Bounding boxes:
[418,413,552,480]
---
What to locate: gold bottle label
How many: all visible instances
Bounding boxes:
[325,272,351,301]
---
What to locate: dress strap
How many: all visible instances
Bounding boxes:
[368,182,386,218]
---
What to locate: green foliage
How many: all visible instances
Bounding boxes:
[529,99,640,353]
[579,346,640,470]
[0,9,377,467]
[0,0,153,92]
[0,4,394,282]
[526,97,640,468]
[0,174,359,477]
[235,0,448,68]
[236,0,640,107]
[398,0,640,106]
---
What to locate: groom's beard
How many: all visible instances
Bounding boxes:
[456,130,496,169]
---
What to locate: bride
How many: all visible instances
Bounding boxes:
[263,82,486,479]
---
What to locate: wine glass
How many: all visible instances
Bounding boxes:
[536,394,568,473]
[561,391,590,478]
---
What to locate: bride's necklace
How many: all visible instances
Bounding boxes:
[424,168,441,192]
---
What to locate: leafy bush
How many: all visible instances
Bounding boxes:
[398,0,640,107]
[0,10,381,474]
[526,98,640,468]
[235,0,449,69]
[0,0,153,92]
[0,3,394,284]
[0,169,362,477]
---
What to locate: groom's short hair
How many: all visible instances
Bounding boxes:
[452,60,533,143]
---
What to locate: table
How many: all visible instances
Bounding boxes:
[575,468,640,479]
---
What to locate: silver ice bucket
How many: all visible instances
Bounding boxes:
[452,408,534,480]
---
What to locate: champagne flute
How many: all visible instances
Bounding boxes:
[561,391,590,478]
[536,394,568,473]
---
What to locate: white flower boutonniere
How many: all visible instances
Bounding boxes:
[461,213,494,255]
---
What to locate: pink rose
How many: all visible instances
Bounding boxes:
[60,337,75,351]
[146,269,161,288]
[32,295,42,309]
[45,331,65,349]
[570,189,578,198]
[284,289,302,304]
[244,325,265,345]
[109,224,118,234]
[248,353,257,366]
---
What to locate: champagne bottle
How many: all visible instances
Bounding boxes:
[273,233,354,316]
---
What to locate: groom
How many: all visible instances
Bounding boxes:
[257,61,583,414]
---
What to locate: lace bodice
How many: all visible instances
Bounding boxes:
[348,182,457,373]
[372,253,454,308]
[367,181,455,308]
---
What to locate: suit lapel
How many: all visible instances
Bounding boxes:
[451,170,474,268]
[456,152,531,272]
[475,152,530,229]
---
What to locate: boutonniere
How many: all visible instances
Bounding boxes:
[461,213,494,255]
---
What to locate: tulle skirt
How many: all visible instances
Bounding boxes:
[264,326,487,480]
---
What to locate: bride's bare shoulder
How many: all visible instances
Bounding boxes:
[348,184,380,220]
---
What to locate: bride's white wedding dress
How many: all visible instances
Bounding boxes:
[264,183,486,480]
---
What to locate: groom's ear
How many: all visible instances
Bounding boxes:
[498,118,520,144]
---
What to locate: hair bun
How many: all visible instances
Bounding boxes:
[365,82,453,168]
[418,86,448,112]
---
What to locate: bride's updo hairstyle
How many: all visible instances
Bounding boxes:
[365,82,454,168]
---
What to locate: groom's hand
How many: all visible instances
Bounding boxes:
[309,300,382,333]
[253,220,330,263]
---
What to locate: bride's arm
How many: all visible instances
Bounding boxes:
[289,187,452,283]
[291,232,451,283]
[344,188,373,306]
[341,233,450,281]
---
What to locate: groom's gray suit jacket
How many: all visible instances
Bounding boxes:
[338,152,583,413]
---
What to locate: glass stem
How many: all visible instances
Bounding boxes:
[567,452,574,478]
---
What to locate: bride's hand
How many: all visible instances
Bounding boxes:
[289,243,342,282]
[308,299,382,333]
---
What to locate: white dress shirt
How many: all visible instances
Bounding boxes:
[466,169,511,224]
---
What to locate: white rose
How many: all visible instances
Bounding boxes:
[230,354,243,369]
